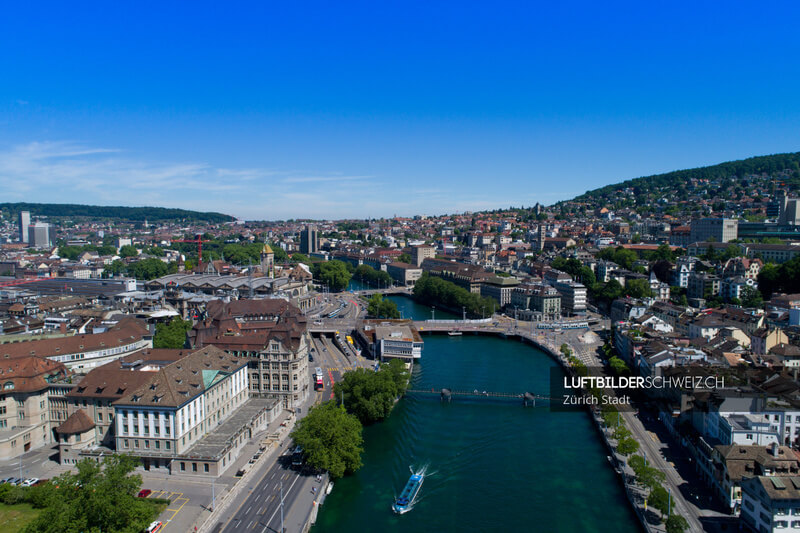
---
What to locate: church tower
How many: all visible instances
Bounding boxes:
[261,243,275,279]
[537,223,546,252]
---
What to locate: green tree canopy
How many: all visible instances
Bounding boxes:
[366,294,401,319]
[617,436,640,456]
[312,260,352,292]
[290,402,363,479]
[757,256,800,299]
[118,245,139,258]
[24,454,156,533]
[413,273,496,318]
[649,485,670,516]
[126,258,178,280]
[334,360,410,425]
[625,278,653,299]
[665,514,689,533]
[740,285,764,308]
[153,318,192,349]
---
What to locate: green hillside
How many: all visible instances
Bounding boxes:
[0,203,235,223]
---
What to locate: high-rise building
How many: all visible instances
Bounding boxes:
[28,222,55,248]
[18,211,30,243]
[410,245,436,267]
[299,225,318,254]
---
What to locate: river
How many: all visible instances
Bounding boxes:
[312,294,640,532]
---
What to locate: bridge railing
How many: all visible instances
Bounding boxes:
[421,318,492,325]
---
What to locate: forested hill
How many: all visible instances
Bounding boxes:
[0,203,235,223]
[569,151,800,207]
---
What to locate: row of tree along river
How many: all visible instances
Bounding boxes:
[313,295,639,532]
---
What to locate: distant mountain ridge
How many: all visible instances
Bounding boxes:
[568,151,800,206]
[0,203,235,223]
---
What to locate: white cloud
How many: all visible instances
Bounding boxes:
[0,141,395,219]
[0,140,555,220]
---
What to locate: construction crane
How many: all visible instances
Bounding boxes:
[172,236,214,263]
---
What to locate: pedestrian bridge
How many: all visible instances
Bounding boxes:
[406,388,564,406]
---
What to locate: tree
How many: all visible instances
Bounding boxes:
[398,253,412,264]
[127,258,177,280]
[24,454,156,533]
[665,514,689,533]
[118,245,138,258]
[312,260,352,292]
[153,318,192,349]
[609,356,630,376]
[334,361,409,425]
[366,294,400,319]
[740,285,763,308]
[625,278,653,299]
[103,259,126,278]
[617,436,640,456]
[290,402,363,479]
[649,485,670,516]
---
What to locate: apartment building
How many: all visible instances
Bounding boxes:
[0,355,68,460]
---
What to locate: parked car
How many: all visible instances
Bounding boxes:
[0,478,12,484]
[21,478,39,487]
[7,477,21,486]
[145,521,163,533]
[137,489,152,498]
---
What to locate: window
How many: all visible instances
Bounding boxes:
[165,441,171,450]
[180,462,186,471]
[192,463,198,472]
[123,439,129,448]
[123,423,128,434]
[134,440,139,448]
[155,441,160,450]
[144,440,150,449]
[204,464,209,473]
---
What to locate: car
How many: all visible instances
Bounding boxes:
[7,477,21,486]
[21,478,39,487]
[145,521,163,533]
[137,489,152,498]
[0,478,11,485]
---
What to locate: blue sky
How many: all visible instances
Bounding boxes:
[2,1,800,220]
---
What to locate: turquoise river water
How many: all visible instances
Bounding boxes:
[312,293,640,532]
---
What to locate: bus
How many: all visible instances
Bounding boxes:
[314,367,324,391]
[291,446,304,468]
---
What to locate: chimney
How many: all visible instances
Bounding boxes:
[59,322,66,334]
[772,442,780,457]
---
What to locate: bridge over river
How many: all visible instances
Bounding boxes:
[407,387,564,406]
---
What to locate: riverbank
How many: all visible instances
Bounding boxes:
[314,297,640,532]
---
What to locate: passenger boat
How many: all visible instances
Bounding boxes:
[447,331,463,336]
[392,473,423,514]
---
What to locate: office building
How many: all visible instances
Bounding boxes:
[299,225,318,254]
[27,222,56,248]
[689,218,738,244]
[18,211,30,243]
[411,245,436,267]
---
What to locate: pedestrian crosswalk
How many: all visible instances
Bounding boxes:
[325,366,356,372]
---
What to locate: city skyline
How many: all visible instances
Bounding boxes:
[2,2,800,220]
